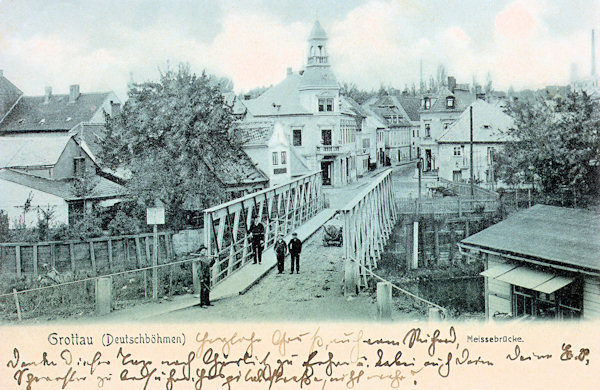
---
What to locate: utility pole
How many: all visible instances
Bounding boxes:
[470,105,474,197]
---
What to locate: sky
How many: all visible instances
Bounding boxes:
[1,0,599,101]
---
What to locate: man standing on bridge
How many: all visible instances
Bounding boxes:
[274,234,288,274]
[199,257,215,307]
[249,218,265,264]
[289,232,302,274]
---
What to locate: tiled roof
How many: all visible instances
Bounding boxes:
[424,87,475,113]
[462,205,600,272]
[396,96,421,121]
[340,96,367,117]
[0,168,126,201]
[236,120,275,145]
[0,92,111,132]
[438,99,513,143]
[0,136,71,167]
[0,75,24,119]
[243,74,309,116]
[202,144,268,187]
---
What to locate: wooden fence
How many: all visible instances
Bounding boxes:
[396,197,500,216]
[437,178,500,199]
[0,232,176,277]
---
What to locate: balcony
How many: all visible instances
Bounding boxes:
[316,145,341,154]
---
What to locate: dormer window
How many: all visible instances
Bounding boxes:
[446,96,455,108]
[424,97,431,110]
[318,98,333,112]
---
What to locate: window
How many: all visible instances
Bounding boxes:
[424,97,431,110]
[272,152,278,165]
[425,123,431,138]
[73,157,86,177]
[321,129,332,145]
[446,96,455,108]
[293,129,302,146]
[280,151,287,164]
[453,147,461,156]
[318,98,334,112]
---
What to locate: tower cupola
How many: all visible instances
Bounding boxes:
[307,20,329,66]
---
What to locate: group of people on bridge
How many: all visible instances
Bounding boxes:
[197,218,304,307]
[249,219,303,274]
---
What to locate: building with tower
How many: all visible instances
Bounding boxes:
[238,20,364,187]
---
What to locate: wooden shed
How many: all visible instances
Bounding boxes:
[459,205,599,320]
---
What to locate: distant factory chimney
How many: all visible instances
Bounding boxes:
[592,29,596,77]
[44,86,52,104]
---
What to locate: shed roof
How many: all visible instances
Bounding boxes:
[0,168,126,201]
[0,92,111,132]
[462,204,600,272]
[0,136,72,167]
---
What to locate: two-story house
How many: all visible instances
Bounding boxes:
[419,78,476,174]
[239,20,363,187]
[436,99,513,187]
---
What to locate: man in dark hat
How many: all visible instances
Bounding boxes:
[274,234,288,274]
[199,257,215,307]
[249,218,265,264]
[288,232,302,274]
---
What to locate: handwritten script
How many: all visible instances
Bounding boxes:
[1,325,594,389]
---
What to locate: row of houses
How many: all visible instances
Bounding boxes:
[0,20,514,228]
[231,20,514,189]
[0,72,268,228]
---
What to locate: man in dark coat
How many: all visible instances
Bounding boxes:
[249,219,265,264]
[274,234,288,274]
[289,232,302,274]
[199,257,215,307]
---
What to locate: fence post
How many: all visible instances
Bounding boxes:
[192,259,200,294]
[458,198,462,217]
[15,245,21,277]
[69,243,75,272]
[89,242,97,275]
[107,239,114,272]
[376,282,392,320]
[135,237,142,267]
[95,277,112,315]
[33,245,38,276]
[152,225,159,300]
[12,289,22,321]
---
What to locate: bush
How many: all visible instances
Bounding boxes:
[108,210,141,236]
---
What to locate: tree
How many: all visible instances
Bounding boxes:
[340,82,374,104]
[496,91,600,206]
[101,64,241,229]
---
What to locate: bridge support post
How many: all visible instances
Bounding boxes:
[344,258,359,297]
[376,282,392,320]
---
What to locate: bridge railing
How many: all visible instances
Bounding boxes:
[203,171,323,286]
[341,169,397,292]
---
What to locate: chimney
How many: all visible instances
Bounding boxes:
[592,30,596,77]
[447,76,456,93]
[111,101,121,117]
[69,84,80,103]
[44,86,52,104]
[286,67,293,76]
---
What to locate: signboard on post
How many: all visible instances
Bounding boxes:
[146,207,165,225]
[147,206,165,301]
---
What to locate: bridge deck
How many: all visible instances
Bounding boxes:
[210,208,336,301]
